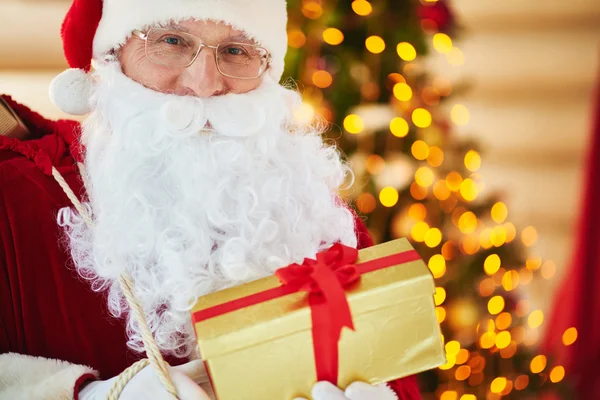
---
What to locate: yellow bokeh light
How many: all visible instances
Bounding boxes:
[312,70,333,88]
[491,226,507,247]
[379,186,399,207]
[528,310,544,329]
[455,365,471,381]
[427,146,444,167]
[408,203,427,220]
[460,395,476,400]
[491,202,508,223]
[393,83,413,101]
[488,295,505,315]
[433,180,451,201]
[456,349,470,365]
[480,331,496,349]
[411,221,430,242]
[412,108,432,128]
[428,254,446,278]
[478,278,495,297]
[322,28,344,45]
[434,287,446,306]
[460,178,478,201]
[439,355,456,371]
[390,117,409,137]
[293,102,315,123]
[366,35,386,54]
[344,114,364,134]
[352,0,373,16]
[550,366,565,383]
[433,33,453,54]
[410,182,428,200]
[411,140,429,160]
[415,166,435,187]
[356,192,376,214]
[464,150,481,172]
[522,226,538,247]
[484,254,501,275]
[447,47,465,65]
[458,211,477,234]
[440,391,457,400]
[530,355,547,373]
[451,104,470,126]
[397,42,417,61]
[425,228,443,248]
[446,340,460,356]
[288,29,307,48]
[541,260,557,279]
[436,306,446,323]
[491,377,507,394]
[515,375,529,390]
[446,171,463,191]
[505,222,517,242]
[495,331,512,349]
[502,270,520,291]
[480,228,493,249]
[365,154,385,175]
[302,1,323,19]
[500,340,518,359]
[563,327,578,346]
[461,235,480,255]
[496,312,512,330]
[526,257,542,270]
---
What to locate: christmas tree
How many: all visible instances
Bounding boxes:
[284,0,574,398]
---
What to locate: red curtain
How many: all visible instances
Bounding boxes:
[542,71,600,398]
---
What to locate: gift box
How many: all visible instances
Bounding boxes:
[191,238,445,400]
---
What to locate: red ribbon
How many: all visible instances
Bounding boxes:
[192,244,421,384]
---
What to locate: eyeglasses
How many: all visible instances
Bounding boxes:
[132,28,272,80]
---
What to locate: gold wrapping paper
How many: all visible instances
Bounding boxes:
[191,238,445,400]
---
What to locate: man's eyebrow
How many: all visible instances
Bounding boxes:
[226,34,256,43]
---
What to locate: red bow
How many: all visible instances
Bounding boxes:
[275,243,360,383]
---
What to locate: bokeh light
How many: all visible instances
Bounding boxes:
[344,114,364,134]
[322,28,344,45]
[379,187,399,207]
[397,42,417,61]
[412,108,432,128]
[393,83,413,101]
[390,117,410,137]
[366,35,386,53]
[352,0,373,16]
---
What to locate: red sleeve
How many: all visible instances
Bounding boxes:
[352,211,374,250]
[388,375,422,400]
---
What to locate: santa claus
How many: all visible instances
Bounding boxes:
[0,0,422,399]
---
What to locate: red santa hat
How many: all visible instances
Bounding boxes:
[49,0,289,115]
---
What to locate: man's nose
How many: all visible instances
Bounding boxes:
[179,49,227,98]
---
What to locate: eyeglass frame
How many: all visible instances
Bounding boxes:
[132,28,272,80]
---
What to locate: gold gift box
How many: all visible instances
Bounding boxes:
[191,238,445,400]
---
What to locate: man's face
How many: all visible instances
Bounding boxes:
[118,19,264,97]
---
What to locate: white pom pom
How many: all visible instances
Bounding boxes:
[49,68,92,115]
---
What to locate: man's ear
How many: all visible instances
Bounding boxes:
[0,97,31,140]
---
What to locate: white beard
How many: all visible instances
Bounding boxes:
[58,63,358,357]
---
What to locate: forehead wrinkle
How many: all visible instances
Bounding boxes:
[159,20,256,45]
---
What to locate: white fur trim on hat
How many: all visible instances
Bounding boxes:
[93,0,288,82]
[49,68,92,116]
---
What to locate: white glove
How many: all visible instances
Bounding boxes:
[295,381,398,400]
[79,360,214,399]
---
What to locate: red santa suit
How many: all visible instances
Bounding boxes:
[0,96,421,399]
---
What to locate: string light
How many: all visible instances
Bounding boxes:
[366,35,386,53]
[379,187,399,207]
[411,140,429,160]
[490,377,507,394]
[458,211,477,234]
[288,29,307,48]
[464,150,481,172]
[446,171,463,191]
[352,0,373,16]
[488,295,505,315]
[397,42,417,61]
[393,83,413,101]
[522,226,538,246]
[322,28,344,45]
[427,146,444,167]
[425,228,443,247]
[433,180,451,200]
[434,287,446,305]
[312,70,333,88]
[484,254,501,275]
[530,355,547,374]
[451,104,470,125]
[460,178,478,201]
[344,114,364,134]
[415,166,435,187]
[550,366,565,383]
[563,327,578,346]
[433,33,453,54]
[412,108,432,128]
[390,117,409,137]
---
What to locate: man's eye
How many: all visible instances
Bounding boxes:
[226,47,246,56]
[162,36,182,45]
